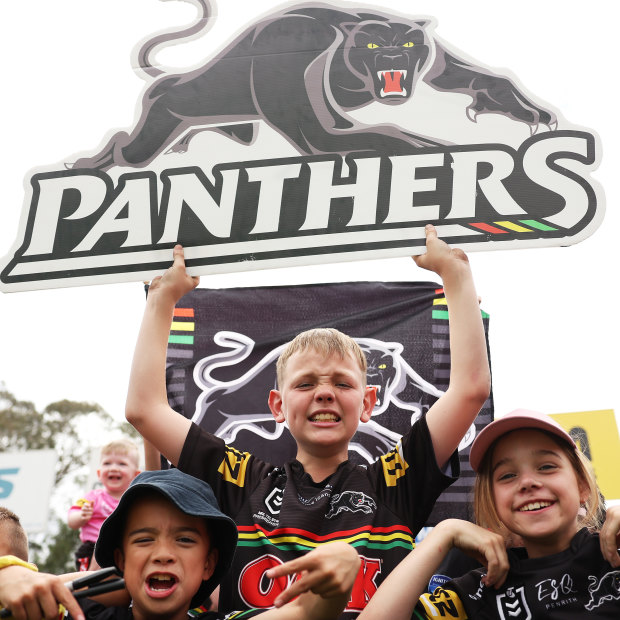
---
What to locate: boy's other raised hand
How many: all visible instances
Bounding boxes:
[148,245,200,305]
[413,224,469,278]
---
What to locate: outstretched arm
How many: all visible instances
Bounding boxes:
[262,542,360,620]
[358,519,509,620]
[125,245,199,466]
[414,225,491,468]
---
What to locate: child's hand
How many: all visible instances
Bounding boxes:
[433,519,509,589]
[80,501,93,524]
[0,566,84,620]
[600,504,620,567]
[266,542,360,608]
[148,245,200,305]
[413,224,469,278]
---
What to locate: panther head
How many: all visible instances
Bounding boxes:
[344,18,431,104]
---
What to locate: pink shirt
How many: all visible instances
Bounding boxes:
[69,488,120,543]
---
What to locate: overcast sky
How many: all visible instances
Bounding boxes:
[1,0,618,441]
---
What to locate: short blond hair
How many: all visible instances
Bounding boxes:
[101,439,140,468]
[473,429,603,538]
[0,506,28,561]
[276,328,367,388]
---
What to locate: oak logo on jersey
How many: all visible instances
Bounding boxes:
[218,446,250,487]
[0,1,603,292]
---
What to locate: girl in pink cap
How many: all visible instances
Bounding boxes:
[359,409,620,619]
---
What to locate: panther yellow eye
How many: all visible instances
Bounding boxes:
[367,43,379,49]
[403,42,415,48]
[378,364,387,369]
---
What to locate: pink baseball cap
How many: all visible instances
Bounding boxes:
[469,408,576,472]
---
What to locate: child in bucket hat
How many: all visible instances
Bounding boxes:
[357,409,620,620]
[0,467,360,620]
[93,468,237,615]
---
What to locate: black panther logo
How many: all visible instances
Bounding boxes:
[585,571,620,611]
[73,0,555,170]
[325,491,377,518]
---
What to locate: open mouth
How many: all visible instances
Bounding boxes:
[309,413,341,422]
[377,70,407,97]
[518,501,553,512]
[146,574,178,597]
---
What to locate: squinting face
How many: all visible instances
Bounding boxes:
[97,451,140,498]
[269,349,375,463]
[491,429,588,558]
[114,494,216,620]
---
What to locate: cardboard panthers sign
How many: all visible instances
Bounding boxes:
[165,280,493,524]
[0,0,604,292]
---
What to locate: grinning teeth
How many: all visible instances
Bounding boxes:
[519,501,552,512]
[149,575,176,590]
[311,413,338,422]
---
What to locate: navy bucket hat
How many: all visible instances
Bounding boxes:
[95,468,237,608]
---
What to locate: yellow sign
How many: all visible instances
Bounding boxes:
[550,409,619,502]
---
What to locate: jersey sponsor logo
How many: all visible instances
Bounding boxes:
[419,587,468,619]
[497,586,532,620]
[584,570,620,611]
[237,553,381,612]
[218,445,250,487]
[348,556,382,612]
[325,491,377,518]
[238,555,289,608]
[535,572,576,609]
[428,573,451,593]
[380,443,409,487]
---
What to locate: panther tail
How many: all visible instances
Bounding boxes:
[134,0,214,78]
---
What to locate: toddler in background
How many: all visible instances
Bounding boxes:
[67,438,140,570]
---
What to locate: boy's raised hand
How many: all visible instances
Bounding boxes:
[148,245,200,304]
[266,541,360,608]
[413,224,469,277]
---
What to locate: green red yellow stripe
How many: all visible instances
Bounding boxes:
[236,523,414,552]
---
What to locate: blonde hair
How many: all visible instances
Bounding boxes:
[473,429,603,539]
[0,506,28,561]
[101,439,140,468]
[276,328,367,388]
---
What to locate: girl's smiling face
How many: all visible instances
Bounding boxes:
[491,429,589,558]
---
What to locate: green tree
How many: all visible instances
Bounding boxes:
[0,384,139,571]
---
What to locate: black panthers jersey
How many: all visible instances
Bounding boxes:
[178,416,458,618]
[415,528,620,619]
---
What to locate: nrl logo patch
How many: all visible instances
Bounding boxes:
[0,0,603,292]
[497,586,532,620]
